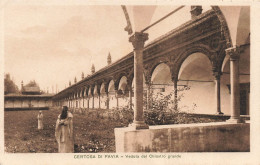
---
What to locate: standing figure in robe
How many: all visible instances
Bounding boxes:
[37,111,43,130]
[55,106,74,153]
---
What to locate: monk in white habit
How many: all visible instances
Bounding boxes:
[37,111,43,130]
[55,106,74,153]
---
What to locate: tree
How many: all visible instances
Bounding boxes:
[25,80,39,87]
[4,73,19,94]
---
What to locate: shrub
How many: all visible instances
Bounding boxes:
[113,86,201,125]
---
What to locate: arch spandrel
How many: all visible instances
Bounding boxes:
[211,6,232,48]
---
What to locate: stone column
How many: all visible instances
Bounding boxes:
[173,79,178,110]
[106,92,109,109]
[87,97,89,109]
[226,46,242,123]
[98,94,101,109]
[145,80,151,110]
[82,96,84,108]
[129,32,149,129]
[92,95,94,109]
[213,72,223,114]
[128,86,133,110]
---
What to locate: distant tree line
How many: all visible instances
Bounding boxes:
[4,73,19,94]
[4,73,43,94]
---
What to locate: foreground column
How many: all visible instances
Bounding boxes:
[226,46,242,123]
[129,32,148,129]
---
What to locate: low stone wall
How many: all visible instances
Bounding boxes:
[5,107,49,111]
[115,122,250,152]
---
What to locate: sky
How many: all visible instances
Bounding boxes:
[4,4,211,93]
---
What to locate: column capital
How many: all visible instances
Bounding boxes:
[144,77,151,85]
[213,71,222,80]
[171,76,178,84]
[225,46,240,61]
[129,32,149,50]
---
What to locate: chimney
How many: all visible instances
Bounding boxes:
[190,6,203,19]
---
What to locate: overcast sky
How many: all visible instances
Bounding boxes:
[4,4,210,93]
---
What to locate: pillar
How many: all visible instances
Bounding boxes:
[82,96,84,108]
[87,97,89,109]
[226,46,242,123]
[115,89,119,109]
[106,92,109,109]
[98,94,101,109]
[173,79,178,110]
[128,85,133,110]
[213,72,223,114]
[129,32,149,129]
[145,80,151,110]
[92,95,94,109]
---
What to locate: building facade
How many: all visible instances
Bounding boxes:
[4,82,53,110]
[52,6,250,117]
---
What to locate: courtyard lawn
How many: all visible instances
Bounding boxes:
[4,108,126,153]
[4,107,227,153]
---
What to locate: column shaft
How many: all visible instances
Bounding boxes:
[174,80,178,110]
[106,93,109,109]
[129,86,133,110]
[146,83,150,110]
[214,72,223,114]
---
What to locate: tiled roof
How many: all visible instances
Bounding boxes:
[23,86,40,93]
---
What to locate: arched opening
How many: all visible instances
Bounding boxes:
[178,52,215,114]
[151,63,174,93]
[80,89,85,108]
[108,80,116,109]
[100,83,107,109]
[93,85,99,109]
[150,63,175,109]
[88,87,93,109]
[118,76,128,108]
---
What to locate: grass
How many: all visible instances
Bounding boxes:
[4,108,126,153]
[4,107,227,153]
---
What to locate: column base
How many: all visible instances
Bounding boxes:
[215,112,224,115]
[226,118,244,123]
[128,121,149,130]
